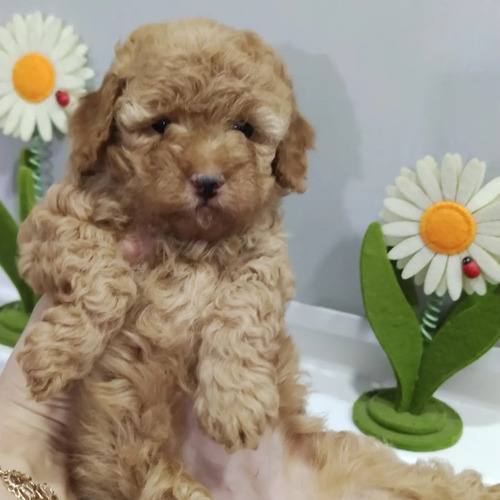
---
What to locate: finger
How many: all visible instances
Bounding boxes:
[0,292,72,444]
[24,293,54,327]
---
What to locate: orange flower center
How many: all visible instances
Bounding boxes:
[419,201,476,255]
[12,53,55,103]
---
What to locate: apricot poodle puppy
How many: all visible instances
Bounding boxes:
[15,18,497,499]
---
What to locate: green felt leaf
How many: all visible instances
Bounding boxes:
[392,261,420,317]
[0,301,28,347]
[18,165,36,222]
[411,285,500,413]
[443,283,495,325]
[0,302,29,333]
[360,222,423,411]
[0,202,34,313]
[0,321,22,347]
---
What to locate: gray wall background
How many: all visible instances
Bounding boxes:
[1,0,500,316]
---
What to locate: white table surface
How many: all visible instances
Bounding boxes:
[1,294,499,485]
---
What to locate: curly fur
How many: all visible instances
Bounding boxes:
[15,18,497,499]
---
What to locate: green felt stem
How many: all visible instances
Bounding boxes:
[411,284,500,413]
[0,202,34,313]
[360,222,423,411]
[353,389,463,452]
[18,165,36,223]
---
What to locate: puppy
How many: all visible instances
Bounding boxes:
[15,18,497,500]
[17,18,314,499]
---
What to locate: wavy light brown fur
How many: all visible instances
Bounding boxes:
[15,18,497,499]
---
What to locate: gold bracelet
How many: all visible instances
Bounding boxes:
[0,466,58,500]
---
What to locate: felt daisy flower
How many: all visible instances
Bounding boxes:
[381,154,500,300]
[0,12,94,142]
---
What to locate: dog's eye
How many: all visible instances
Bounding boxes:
[232,122,254,139]
[151,118,171,134]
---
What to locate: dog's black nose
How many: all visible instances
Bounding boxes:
[191,175,225,200]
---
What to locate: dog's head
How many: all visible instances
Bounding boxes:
[68,19,315,240]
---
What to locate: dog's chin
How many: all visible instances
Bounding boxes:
[165,203,247,242]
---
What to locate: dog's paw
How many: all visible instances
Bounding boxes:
[195,385,279,452]
[17,322,74,401]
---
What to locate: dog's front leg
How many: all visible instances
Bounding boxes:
[16,187,137,401]
[194,266,285,452]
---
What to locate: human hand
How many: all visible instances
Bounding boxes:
[0,233,154,500]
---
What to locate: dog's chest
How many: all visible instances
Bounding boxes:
[130,257,225,342]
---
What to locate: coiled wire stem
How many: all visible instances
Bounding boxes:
[26,133,52,201]
[420,294,443,342]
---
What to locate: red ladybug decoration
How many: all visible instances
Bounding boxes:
[462,257,480,278]
[56,90,70,107]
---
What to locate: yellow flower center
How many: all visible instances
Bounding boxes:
[12,53,55,103]
[420,201,476,255]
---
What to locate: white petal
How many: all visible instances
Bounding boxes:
[74,67,94,81]
[50,33,79,61]
[385,236,406,247]
[383,198,423,221]
[463,279,474,295]
[469,242,500,282]
[36,102,53,142]
[0,92,17,117]
[3,99,24,135]
[446,255,463,301]
[26,12,44,47]
[11,14,28,47]
[474,234,500,256]
[395,176,433,210]
[386,185,397,196]
[400,167,417,182]
[456,158,486,206]
[380,209,404,222]
[59,25,75,40]
[0,53,13,80]
[0,27,19,56]
[473,200,500,223]
[19,104,36,141]
[387,235,425,260]
[440,153,462,201]
[0,81,13,96]
[57,74,86,90]
[416,156,442,203]
[476,221,500,237]
[74,44,89,57]
[42,16,63,52]
[484,273,499,285]
[382,221,420,237]
[424,254,448,295]
[396,255,412,270]
[414,267,427,286]
[401,246,434,279]
[469,273,487,295]
[55,55,87,74]
[435,274,448,297]
[467,178,500,213]
[48,97,68,133]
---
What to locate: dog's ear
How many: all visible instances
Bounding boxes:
[68,72,122,176]
[272,112,315,193]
